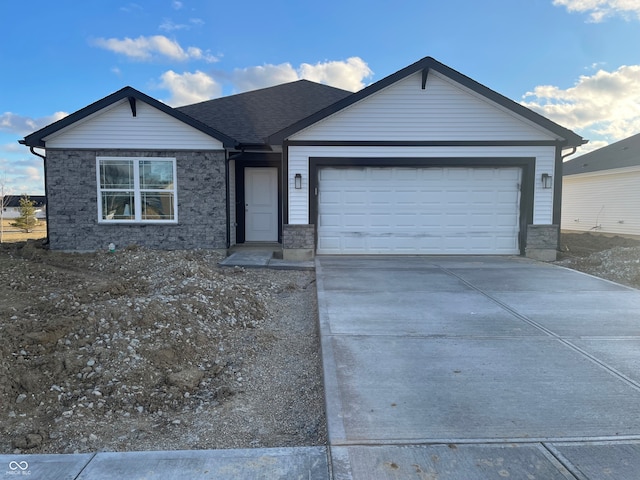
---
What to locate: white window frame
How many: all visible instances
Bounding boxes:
[96,156,178,224]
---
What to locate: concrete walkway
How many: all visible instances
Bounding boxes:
[4,254,640,479]
[316,255,640,479]
[0,447,328,479]
[219,246,314,270]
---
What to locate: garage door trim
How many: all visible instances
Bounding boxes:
[309,157,535,255]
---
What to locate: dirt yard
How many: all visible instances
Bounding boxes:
[0,242,324,454]
[1,232,638,455]
[556,232,640,289]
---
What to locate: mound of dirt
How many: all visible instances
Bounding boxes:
[0,241,324,454]
[556,233,640,289]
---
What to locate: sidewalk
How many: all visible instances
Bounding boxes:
[0,447,329,479]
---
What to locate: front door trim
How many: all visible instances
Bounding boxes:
[234,153,282,244]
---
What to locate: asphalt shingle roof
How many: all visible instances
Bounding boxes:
[176,80,353,146]
[563,132,640,176]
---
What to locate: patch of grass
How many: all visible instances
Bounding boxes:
[0,218,47,243]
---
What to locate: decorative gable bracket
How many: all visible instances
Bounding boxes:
[128,96,137,117]
[421,68,429,90]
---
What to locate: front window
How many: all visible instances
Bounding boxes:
[97,157,177,222]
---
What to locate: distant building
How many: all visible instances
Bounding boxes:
[562,133,640,237]
[1,195,47,219]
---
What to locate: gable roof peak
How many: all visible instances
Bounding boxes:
[267,56,585,147]
[21,86,237,148]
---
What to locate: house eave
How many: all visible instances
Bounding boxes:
[21,87,239,149]
[267,56,585,147]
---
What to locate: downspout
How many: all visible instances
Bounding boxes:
[29,146,49,246]
[561,146,578,162]
[226,149,244,250]
[554,145,580,252]
[225,149,231,250]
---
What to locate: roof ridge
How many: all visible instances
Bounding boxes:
[177,79,352,109]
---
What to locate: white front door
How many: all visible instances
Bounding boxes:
[245,167,278,242]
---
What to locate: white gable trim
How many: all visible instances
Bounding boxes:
[44,99,224,150]
[288,70,559,143]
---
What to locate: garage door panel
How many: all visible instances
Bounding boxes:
[317,166,521,255]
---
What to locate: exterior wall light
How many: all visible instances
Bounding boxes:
[294,173,302,189]
[541,173,553,189]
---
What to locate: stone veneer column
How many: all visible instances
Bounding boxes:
[282,224,315,260]
[525,224,559,261]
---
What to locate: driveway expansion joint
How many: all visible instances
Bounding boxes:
[437,264,640,393]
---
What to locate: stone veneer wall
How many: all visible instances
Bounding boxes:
[46,149,227,251]
[525,224,559,261]
[282,224,315,260]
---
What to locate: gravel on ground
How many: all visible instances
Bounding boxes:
[556,232,640,290]
[0,241,325,454]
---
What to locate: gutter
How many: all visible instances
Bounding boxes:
[22,144,50,245]
[561,146,579,162]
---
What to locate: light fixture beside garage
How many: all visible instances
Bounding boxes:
[294,173,302,189]
[541,173,553,189]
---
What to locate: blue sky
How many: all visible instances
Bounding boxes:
[2,0,640,195]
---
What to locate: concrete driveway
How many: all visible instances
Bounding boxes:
[316,255,640,479]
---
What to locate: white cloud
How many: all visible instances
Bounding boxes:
[522,64,640,142]
[553,0,640,21]
[231,64,300,92]
[159,70,222,106]
[298,57,374,91]
[0,156,45,195]
[158,57,373,106]
[120,3,143,14]
[172,1,183,10]
[92,35,218,63]
[159,18,205,31]
[231,57,373,92]
[0,111,68,136]
[159,19,189,32]
[1,143,25,153]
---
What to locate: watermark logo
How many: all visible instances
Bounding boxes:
[5,461,31,476]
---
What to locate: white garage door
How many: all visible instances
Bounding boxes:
[317,166,522,254]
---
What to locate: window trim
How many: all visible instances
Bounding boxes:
[96,156,178,224]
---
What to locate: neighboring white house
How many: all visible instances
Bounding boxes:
[562,133,640,238]
[1,195,47,219]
